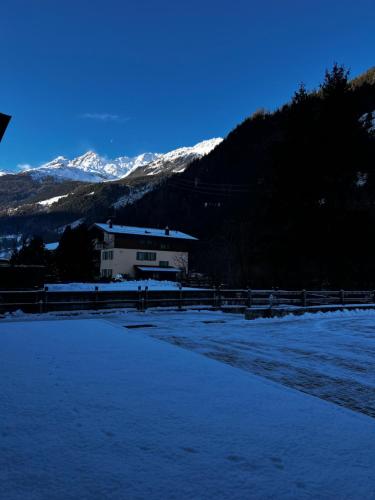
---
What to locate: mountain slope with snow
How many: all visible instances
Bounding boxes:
[20,138,222,183]
[129,138,223,177]
[25,151,160,182]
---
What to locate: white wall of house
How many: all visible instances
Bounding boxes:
[100,248,189,277]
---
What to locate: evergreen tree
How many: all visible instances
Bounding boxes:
[55,224,96,281]
[320,63,350,98]
[10,236,48,266]
[292,82,309,105]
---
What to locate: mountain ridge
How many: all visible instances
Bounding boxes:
[13,138,223,183]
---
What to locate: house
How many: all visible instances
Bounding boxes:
[91,222,197,280]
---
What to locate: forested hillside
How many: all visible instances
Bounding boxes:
[117,65,375,288]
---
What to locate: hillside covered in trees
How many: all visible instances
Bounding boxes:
[116,65,375,288]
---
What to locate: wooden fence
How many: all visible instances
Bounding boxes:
[1,287,375,315]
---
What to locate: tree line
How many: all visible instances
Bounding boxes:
[10,224,97,282]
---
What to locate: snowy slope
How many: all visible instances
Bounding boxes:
[131,138,223,177]
[18,138,222,183]
[38,193,71,206]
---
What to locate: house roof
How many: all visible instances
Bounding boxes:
[94,223,197,241]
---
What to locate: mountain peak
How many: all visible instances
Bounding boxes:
[76,150,99,159]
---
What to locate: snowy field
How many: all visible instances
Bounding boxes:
[45,280,200,291]
[1,310,375,498]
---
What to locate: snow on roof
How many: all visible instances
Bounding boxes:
[45,242,59,251]
[94,223,197,240]
[136,266,182,272]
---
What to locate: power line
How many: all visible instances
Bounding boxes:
[169,176,253,189]
[167,180,252,196]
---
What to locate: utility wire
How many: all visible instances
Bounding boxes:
[167,181,252,196]
[169,176,253,189]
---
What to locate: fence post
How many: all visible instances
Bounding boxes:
[269,292,275,309]
[38,289,44,314]
[247,289,252,308]
[178,283,182,310]
[94,286,99,310]
[217,285,222,309]
[301,289,307,307]
[138,286,142,311]
[144,286,148,311]
[44,286,48,313]
[213,286,217,308]
[340,289,345,306]
[372,290,375,304]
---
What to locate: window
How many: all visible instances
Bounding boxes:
[139,238,153,248]
[159,260,169,268]
[137,251,156,261]
[102,250,113,260]
[101,268,112,278]
[160,243,170,250]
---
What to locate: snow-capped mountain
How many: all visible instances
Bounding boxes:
[25,151,160,183]
[20,138,223,183]
[130,138,223,177]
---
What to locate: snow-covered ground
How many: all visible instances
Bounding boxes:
[106,308,375,418]
[1,316,375,499]
[46,280,200,291]
[8,307,375,418]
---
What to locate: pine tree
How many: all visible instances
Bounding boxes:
[320,63,350,98]
[56,224,96,281]
[10,236,48,266]
[292,82,308,105]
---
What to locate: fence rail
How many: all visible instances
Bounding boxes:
[0,287,375,315]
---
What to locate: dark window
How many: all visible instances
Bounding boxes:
[102,250,113,260]
[159,260,169,267]
[138,238,153,248]
[137,251,156,261]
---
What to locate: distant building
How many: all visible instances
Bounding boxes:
[91,222,197,280]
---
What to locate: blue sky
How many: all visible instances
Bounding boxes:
[1,0,374,170]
